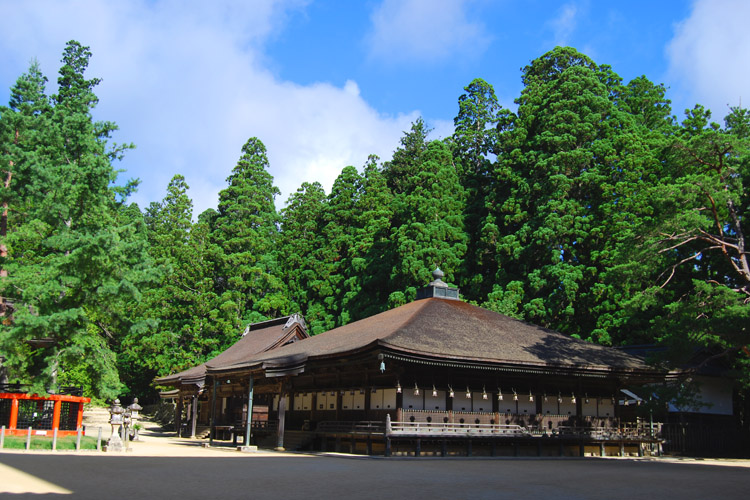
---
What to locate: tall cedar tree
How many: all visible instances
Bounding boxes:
[120,175,218,397]
[388,139,466,306]
[0,42,154,399]
[279,181,329,333]
[485,47,659,343]
[209,138,290,347]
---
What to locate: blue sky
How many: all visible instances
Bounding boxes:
[0,0,747,216]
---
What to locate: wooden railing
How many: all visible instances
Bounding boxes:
[316,420,385,434]
[306,417,662,442]
[388,420,529,438]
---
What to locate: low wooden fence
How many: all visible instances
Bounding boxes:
[1,392,90,437]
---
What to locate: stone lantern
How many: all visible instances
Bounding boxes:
[127,398,143,441]
[107,399,125,452]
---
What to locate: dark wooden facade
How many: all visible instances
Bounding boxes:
[186,277,667,456]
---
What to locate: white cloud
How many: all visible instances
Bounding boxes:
[548,3,578,47]
[0,0,420,215]
[666,0,750,119]
[366,0,490,64]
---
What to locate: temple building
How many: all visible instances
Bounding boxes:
[158,270,668,456]
[155,314,308,439]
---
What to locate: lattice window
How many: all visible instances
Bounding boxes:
[16,400,54,430]
[59,402,79,430]
[0,399,11,427]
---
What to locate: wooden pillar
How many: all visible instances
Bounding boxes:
[619,442,625,457]
[467,439,472,457]
[209,378,218,446]
[600,442,605,456]
[9,398,18,430]
[367,434,372,455]
[442,439,448,457]
[175,397,183,435]
[244,376,254,447]
[75,401,84,430]
[190,395,198,439]
[415,438,421,457]
[364,388,371,419]
[385,436,391,457]
[276,380,288,450]
[52,400,62,431]
[336,391,342,421]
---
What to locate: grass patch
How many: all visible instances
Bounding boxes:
[1,435,101,450]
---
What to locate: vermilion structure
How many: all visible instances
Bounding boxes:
[0,392,90,437]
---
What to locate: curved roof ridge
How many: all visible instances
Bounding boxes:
[208,299,432,373]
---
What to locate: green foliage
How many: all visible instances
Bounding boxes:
[2,41,747,400]
[208,137,291,345]
[0,41,155,399]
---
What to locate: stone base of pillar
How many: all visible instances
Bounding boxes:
[237,445,258,452]
[274,446,286,451]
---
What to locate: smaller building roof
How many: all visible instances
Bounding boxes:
[154,314,308,389]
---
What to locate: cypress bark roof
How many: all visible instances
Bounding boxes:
[154,315,308,388]
[208,298,654,375]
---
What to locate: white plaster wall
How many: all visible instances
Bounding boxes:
[598,398,615,417]
[498,393,516,414]
[403,390,424,410]
[370,388,397,410]
[301,392,312,410]
[517,396,535,415]
[581,398,597,417]
[317,391,337,410]
[472,392,491,413]
[352,391,365,410]
[369,389,384,410]
[559,399,577,416]
[541,398,558,415]
[382,388,397,410]
[425,390,446,411]
[453,392,473,412]
[341,392,354,410]
[669,376,734,415]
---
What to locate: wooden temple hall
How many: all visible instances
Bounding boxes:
[156,270,667,457]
